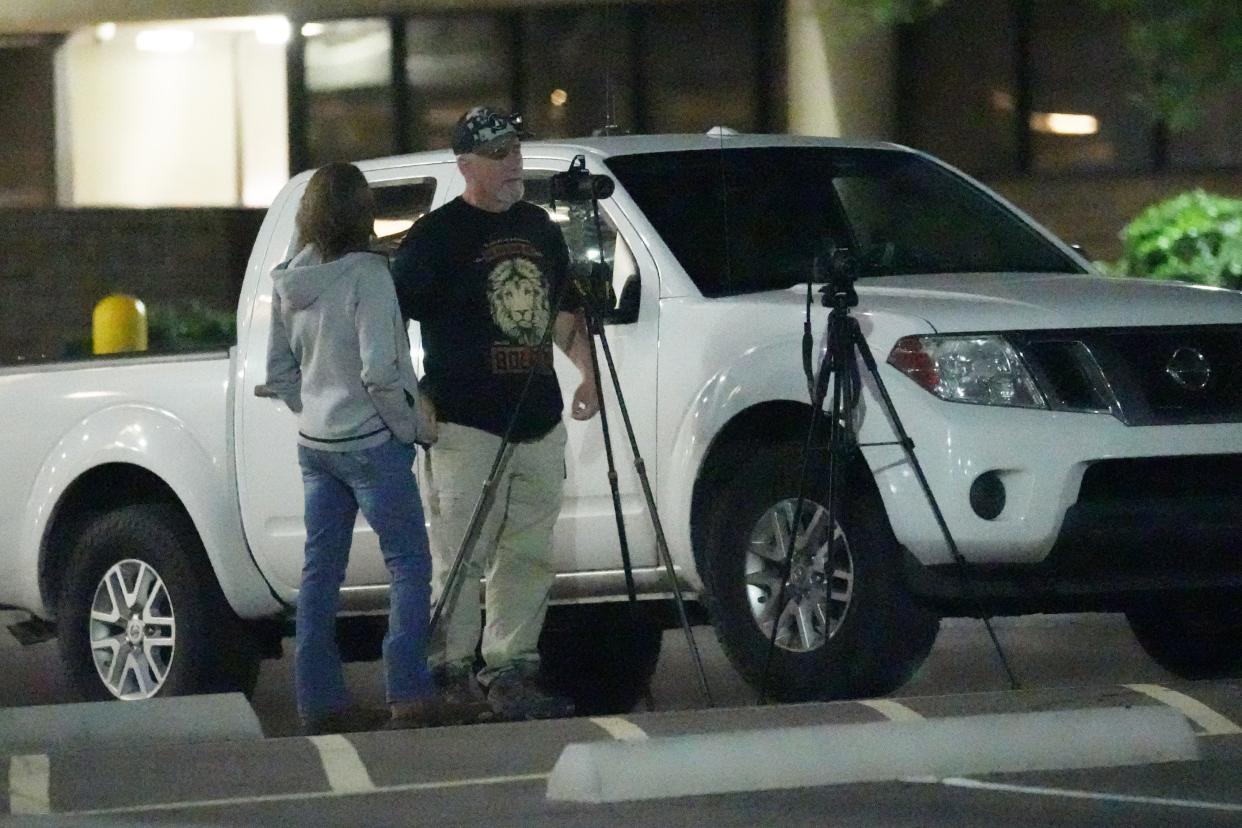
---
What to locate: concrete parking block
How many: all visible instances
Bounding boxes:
[546,706,1200,804]
[0,693,262,756]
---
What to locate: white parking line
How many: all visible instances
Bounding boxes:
[938,777,1242,813]
[61,771,549,817]
[1124,684,1242,736]
[589,716,649,741]
[309,735,376,794]
[858,699,925,722]
[8,753,50,815]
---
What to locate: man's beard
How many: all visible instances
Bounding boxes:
[496,178,525,208]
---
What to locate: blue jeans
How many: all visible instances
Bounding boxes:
[296,438,434,719]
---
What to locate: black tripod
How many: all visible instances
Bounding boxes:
[758,246,1018,703]
[427,158,713,708]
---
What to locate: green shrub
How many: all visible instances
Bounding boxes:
[147,300,236,352]
[1112,189,1242,290]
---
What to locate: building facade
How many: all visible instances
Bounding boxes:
[1,0,1239,362]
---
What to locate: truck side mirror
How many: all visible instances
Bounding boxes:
[602,273,640,325]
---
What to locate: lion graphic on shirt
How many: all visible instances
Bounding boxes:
[487,257,550,346]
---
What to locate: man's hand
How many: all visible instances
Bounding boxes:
[556,310,600,420]
[571,379,600,420]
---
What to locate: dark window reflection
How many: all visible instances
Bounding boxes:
[643,4,759,133]
[370,178,438,255]
[1029,1,1148,173]
[305,19,395,165]
[405,15,513,152]
[899,1,1018,174]
[296,5,776,162]
[0,41,55,207]
[607,148,1080,297]
[1170,88,1242,169]
[520,9,635,139]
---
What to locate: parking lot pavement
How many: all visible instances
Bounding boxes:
[4,681,1242,823]
[6,612,1238,823]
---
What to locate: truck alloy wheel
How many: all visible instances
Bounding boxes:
[87,558,177,700]
[744,498,853,653]
[58,503,260,702]
[702,439,938,702]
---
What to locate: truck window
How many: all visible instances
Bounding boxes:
[605,147,1082,298]
[370,178,438,256]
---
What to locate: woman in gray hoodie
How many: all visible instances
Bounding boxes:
[265,163,475,734]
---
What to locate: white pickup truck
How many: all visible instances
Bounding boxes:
[4,134,1242,712]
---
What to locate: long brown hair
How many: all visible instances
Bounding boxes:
[295,162,374,261]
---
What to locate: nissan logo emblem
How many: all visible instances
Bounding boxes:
[1165,346,1211,391]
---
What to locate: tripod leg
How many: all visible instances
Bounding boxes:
[426,441,513,642]
[592,325,714,706]
[757,308,848,704]
[847,318,1019,689]
[583,314,656,711]
[585,319,640,604]
[425,242,580,651]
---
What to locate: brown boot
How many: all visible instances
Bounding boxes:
[386,696,492,730]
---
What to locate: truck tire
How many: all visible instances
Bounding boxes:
[538,603,662,715]
[1126,597,1242,680]
[701,440,938,701]
[58,503,261,701]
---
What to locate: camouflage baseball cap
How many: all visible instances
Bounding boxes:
[451,106,529,155]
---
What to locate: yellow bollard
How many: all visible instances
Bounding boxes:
[92,294,148,355]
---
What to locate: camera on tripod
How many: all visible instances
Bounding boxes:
[816,242,861,309]
[549,155,620,315]
[550,154,615,202]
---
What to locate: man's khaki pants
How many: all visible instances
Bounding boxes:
[420,421,566,684]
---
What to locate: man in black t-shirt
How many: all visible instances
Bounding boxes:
[392,106,599,720]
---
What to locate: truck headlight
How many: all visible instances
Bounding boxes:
[887,335,1047,409]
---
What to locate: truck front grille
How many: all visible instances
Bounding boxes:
[1015,324,1242,425]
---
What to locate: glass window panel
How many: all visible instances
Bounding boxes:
[606,148,1080,298]
[1029,2,1149,173]
[304,19,394,165]
[900,2,1018,175]
[0,41,55,207]
[1170,87,1242,169]
[404,15,514,152]
[371,178,438,255]
[520,9,634,139]
[643,3,758,133]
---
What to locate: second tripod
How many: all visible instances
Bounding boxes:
[757,245,1017,704]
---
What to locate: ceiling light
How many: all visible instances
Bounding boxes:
[95,22,117,42]
[135,29,195,53]
[301,22,327,37]
[1029,112,1099,136]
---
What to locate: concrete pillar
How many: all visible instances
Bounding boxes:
[787,0,897,140]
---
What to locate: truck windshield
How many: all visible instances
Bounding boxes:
[604,147,1083,297]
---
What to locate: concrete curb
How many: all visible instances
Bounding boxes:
[0,693,263,756]
[546,705,1199,804]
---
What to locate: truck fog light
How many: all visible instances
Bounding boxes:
[970,471,1006,520]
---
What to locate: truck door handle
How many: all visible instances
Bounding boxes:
[253,385,279,398]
